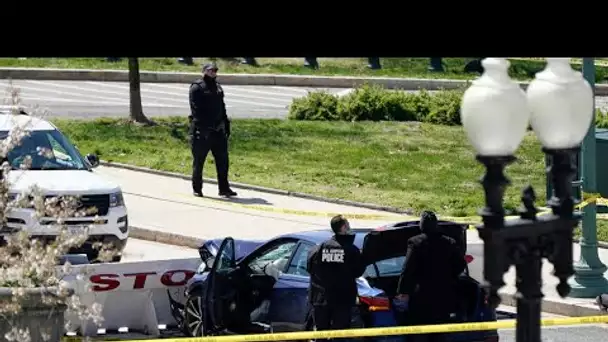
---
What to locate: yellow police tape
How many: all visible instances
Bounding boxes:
[171,190,608,224]
[112,315,608,342]
[172,191,412,221]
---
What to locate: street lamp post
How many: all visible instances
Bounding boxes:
[461,58,594,342]
[568,57,608,298]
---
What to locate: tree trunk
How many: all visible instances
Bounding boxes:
[128,58,153,125]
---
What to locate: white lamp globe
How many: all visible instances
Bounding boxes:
[526,58,594,149]
[460,58,531,156]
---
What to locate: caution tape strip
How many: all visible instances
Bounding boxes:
[170,191,412,221]
[579,192,608,209]
[166,191,608,223]
[88,315,608,342]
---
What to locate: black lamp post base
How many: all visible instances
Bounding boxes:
[474,147,580,342]
[569,258,608,297]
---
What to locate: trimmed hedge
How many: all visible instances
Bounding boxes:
[288,84,608,128]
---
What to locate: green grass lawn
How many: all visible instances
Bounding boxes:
[4,58,608,82]
[584,221,608,242]
[55,117,546,216]
[53,117,608,241]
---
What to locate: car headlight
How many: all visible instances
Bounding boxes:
[109,192,125,207]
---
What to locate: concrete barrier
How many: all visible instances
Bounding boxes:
[3,67,608,95]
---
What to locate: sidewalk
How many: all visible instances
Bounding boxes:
[96,166,428,243]
[498,243,608,317]
[97,165,607,317]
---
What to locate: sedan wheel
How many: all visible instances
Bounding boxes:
[184,294,205,336]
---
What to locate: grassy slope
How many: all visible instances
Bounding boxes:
[55,117,545,216]
[53,117,608,240]
[3,58,608,82]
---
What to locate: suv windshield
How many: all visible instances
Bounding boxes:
[0,130,87,170]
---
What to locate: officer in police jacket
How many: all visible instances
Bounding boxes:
[307,215,366,340]
[188,62,237,198]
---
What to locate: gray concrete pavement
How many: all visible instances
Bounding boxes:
[120,238,196,262]
[0,80,347,119]
[498,325,608,342]
[95,165,419,242]
[3,80,608,120]
[467,241,608,316]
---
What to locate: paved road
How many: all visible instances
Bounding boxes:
[3,80,608,120]
[120,238,196,262]
[0,80,347,119]
[498,325,608,341]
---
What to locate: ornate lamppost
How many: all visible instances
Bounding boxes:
[461,58,594,342]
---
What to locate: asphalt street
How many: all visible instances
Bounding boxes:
[120,238,196,262]
[3,80,608,120]
[0,80,348,119]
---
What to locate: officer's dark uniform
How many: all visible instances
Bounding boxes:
[396,211,466,342]
[307,216,365,341]
[188,63,236,197]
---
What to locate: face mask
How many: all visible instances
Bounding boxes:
[344,223,354,235]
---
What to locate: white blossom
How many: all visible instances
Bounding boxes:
[0,80,115,341]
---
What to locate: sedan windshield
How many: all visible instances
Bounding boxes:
[0,130,87,170]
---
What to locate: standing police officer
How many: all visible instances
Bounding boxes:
[395,211,466,342]
[307,215,366,341]
[188,62,237,198]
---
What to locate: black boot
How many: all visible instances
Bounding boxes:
[242,57,258,66]
[367,57,381,70]
[304,57,319,69]
[178,57,194,65]
[429,57,444,72]
[219,188,238,197]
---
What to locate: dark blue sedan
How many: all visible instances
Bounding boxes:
[177,220,499,341]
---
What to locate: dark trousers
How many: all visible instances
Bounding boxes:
[191,129,230,192]
[408,333,448,342]
[312,305,351,341]
[407,303,451,342]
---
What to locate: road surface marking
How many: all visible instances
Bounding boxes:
[26,80,187,104]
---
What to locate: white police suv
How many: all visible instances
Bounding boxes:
[0,111,129,262]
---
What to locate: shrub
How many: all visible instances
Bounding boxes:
[421,89,464,126]
[288,91,339,121]
[288,84,606,128]
[596,108,608,129]
[336,84,417,122]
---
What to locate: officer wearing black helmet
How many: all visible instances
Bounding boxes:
[307,215,366,341]
[395,211,466,342]
[188,62,237,198]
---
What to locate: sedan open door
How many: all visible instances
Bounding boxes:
[205,237,237,335]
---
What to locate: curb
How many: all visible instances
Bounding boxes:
[100,160,414,216]
[4,67,608,95]
[499,292,605,318]
[129,225,202,249]
[127,225,606,318]
[573,237,608,249]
